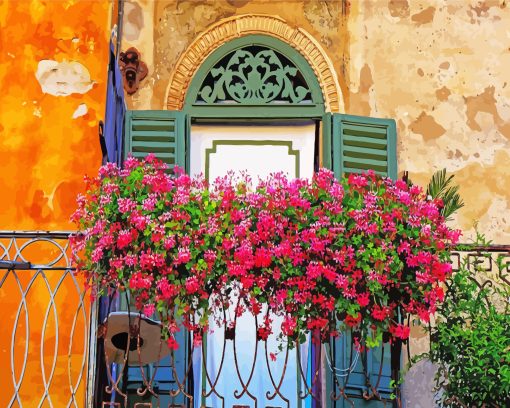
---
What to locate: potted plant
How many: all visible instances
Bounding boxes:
[71,156,461,354]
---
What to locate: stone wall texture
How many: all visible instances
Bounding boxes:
[122,0,510,246]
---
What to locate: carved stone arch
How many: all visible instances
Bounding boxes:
[165,14,343,113]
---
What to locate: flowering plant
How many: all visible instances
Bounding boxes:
[71,155,460,350]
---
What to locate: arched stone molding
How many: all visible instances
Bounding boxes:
[165,14,343,113]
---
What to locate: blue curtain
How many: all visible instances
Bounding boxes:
[95,36,125,406]
[103,38,126,165]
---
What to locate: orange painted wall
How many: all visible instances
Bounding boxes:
[0,1,111,406]
[0,0,110,231]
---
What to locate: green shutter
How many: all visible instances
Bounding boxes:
[324,113,397,407]
[123,110,188,404]
[332,114,397,180]
[125,110,186,170]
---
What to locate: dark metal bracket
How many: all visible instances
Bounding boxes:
[119,47,148,95]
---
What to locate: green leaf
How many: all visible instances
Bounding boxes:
[426,168,465,219]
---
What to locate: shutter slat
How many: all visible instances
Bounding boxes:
[131,151,176,160]
[343,165,387,174]
[343,135,387,148]
[343,145,387,159]
[344,156,387,167]
[125,110,186,172]
[131,141,176,150]
[131,120,176,131]
[132,148,176,157]
[132,130,176,140]
[342,124,388,138]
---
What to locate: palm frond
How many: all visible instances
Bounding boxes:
[426,168,465,220]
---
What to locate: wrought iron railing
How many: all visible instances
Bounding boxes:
[1,231,509,408]
[0,231,94,408]
[96,304,395,408]
[450,244,510,284]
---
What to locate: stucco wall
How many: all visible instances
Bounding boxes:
[349,0,510,245]
[122,0,510,246]
[0,0,111,230]
[0,1,111,405]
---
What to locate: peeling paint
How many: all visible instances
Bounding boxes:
[348,0,510,247]
[388,0,410,18]
[409,112,446,139]
[72,103,88,119]
[124,1,144,42]
[0,3,110,406]
[464,86,502,131]
[303,0,339,48]
[435,86,451,101]
[36,60,94,96]
[411,6,436,25]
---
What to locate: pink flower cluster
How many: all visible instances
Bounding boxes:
[71,155,460,349]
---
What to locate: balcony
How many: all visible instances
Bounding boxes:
[1,231,508,407]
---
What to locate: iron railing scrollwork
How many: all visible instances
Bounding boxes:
[0,231,94,408]
[3,231,508,408]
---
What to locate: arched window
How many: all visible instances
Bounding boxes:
[122,30,398,408]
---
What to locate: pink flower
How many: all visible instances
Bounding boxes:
[143,304,155,316]
[371,305,389,321]
[348,173,368,188]
[118,198,136,214]
[175,247,191,264]
[345,313,361,327]
[390,324,410,340]
[72,160,462,353]
[142,194,158,211]
[164,235,176,250]
[193,332,202,347]
[139,250,165,270]
[306,262,322,279]
[157,279,178,300]
[124,254,137,267]
[356,292,370,308]
[281,315,297,336]
[130,213,150,230]
[129,272,153,291]
[91,247,103,262]
[123,155,139,170]
[185,276,200,294]
[204,250,216,264]
[100,195,112,205]
[117,230,133,249]
[254,247,272,268]
[167,336,179,351]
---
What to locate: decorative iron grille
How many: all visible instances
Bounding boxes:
[449,244,510,285]
[0,231,94,408]
[96,306,396,408]
[2,231,508,408]
[197,45,312,105]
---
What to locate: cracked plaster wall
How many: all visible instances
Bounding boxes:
[0,0,110,230]
[0,1,111,406]
[122,0,350,112]
[122,0,510,246]
[349,0,510,246]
